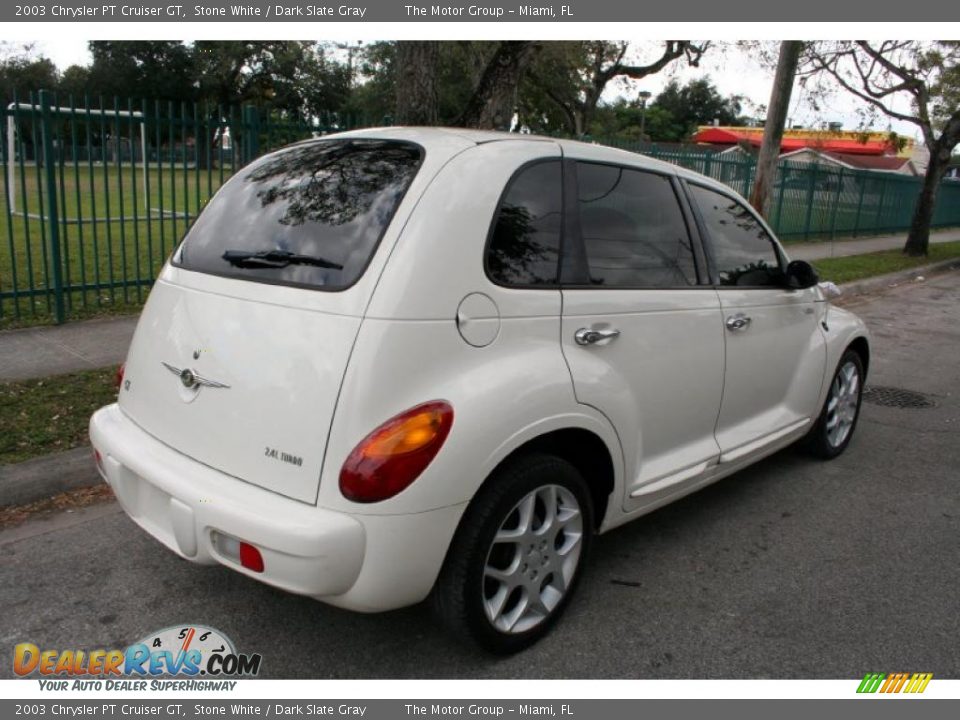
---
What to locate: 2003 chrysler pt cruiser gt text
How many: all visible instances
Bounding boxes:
[90,128,869,652]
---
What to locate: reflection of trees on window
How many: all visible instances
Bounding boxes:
[177,139,422,290]
[713,197,770,238]
[489,205,560,284]
[487,161,562,286]
[246,140,421,227]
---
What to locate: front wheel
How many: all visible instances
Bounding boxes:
[433,453,593,654]
[805,349,864,459]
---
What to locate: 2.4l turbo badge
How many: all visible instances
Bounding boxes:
[264,446,303,468]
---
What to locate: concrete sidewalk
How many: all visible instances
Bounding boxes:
[0,228,958,383]
[0,315,137,382]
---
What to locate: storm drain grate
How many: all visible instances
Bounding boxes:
[862,385,937,409]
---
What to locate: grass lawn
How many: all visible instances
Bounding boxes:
[812,240,960,284]
[0,366,118,464]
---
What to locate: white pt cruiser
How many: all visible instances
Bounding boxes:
[91,128,869,653]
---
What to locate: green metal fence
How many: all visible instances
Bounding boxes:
[0,91,357,326]
[2,93,959,326]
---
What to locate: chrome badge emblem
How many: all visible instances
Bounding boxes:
[161,362,230,390]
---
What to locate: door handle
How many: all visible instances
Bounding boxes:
[725,313,752,332]
[575,328,621,346]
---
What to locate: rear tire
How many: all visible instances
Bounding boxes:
[805,349,864,459]
[433,453,593,654]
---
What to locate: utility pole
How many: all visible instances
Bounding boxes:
[749,41,803,219]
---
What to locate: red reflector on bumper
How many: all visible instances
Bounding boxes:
[239,542,264,573]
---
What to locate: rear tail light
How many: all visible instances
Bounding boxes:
[339,401,454,503]
[93,448,104,475]
[114,363,125,390]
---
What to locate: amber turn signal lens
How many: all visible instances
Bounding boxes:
[339,401,454,503]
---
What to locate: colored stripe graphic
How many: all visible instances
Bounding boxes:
[857,672,932,694]
[905,673,934,694]
[857,673,885,693]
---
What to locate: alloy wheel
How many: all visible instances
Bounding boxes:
[482,484,584,634]
[826,360,860,448]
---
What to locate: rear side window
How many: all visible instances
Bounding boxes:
[689,184,783,287]
[175,139,422,290]
[486,160,563,286]
[575,163,697,288]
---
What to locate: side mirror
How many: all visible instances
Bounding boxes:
[785,260,819,289]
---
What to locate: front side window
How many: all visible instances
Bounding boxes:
[689,184,783,287]
[575,163,697,288]
[486,160,563,286]
[175,139,423,290]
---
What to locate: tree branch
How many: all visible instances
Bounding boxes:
[804,49,923,130]
[606,40,689,83]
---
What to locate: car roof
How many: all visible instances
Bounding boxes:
[318,126,733,195]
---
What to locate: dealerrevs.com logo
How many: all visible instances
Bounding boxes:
[857,673,933,694]
[14,625,261,690]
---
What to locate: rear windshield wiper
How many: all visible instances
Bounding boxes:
[221,249,343,270]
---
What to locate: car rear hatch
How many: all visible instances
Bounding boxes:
[117,137,440,504]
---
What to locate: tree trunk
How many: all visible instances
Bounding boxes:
[904,146,951,256]
[394,42,439,126]
[749,41,803,218]
[457,42,536,130]
[574,111,585,138]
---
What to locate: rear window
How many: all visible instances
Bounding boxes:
[174,139,423,290]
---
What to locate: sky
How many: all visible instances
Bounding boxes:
[29,38,923,142]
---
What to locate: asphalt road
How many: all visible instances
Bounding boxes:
[2,271,958,679]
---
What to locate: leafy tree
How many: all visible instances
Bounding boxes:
[586,99,680,141]
[0,44,58,156]
[585,79,743,142]
[86,41,195,105]
[801,41,960,256]
[57,65,93,101]
[340,42,397,124]
[520,41,710,137]
[0,44,57,106]
[366,41,535,129]
[650,78,745,141]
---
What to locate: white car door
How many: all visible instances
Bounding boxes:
[559,161,725,512]
[685,182,827,463]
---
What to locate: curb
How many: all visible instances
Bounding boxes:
[2,257,959,509]
[0,446,102,508]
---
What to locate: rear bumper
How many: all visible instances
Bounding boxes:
[89,403,366,599]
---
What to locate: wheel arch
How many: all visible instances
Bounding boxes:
[847,335,871,378]
[473,426,617,532]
